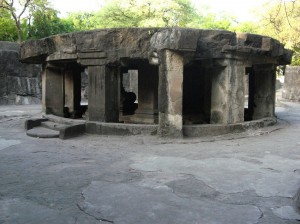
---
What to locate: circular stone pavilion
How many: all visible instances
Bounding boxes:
[20,28,292,138]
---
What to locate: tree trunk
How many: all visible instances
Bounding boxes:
[16,21,22,44]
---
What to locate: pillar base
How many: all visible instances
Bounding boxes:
[158,113,183,138]
[122,113,158,124]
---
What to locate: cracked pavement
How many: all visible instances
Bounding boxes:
[0,102,299,224]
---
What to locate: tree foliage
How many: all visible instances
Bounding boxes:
[230,21,259,34]
[259,0,300,65]
[0,0,265,43]
[26,4,75,39]
[0,0,33,43]
[66,12,98,31]
[63,0,252,32]
[68,0,200,29]
[0,8,17,41]
[0,0,75,42]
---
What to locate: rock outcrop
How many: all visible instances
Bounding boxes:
[282,66,300,102]
[0,41,41,105]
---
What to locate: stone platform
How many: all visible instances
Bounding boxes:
[20,28,293,137]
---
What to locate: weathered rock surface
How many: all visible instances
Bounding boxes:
[0,102,300,223]
[20,28,292,65]
[19,28,293,138]
[78,181,262,224]
[283,66,300,102]
[0,41,41,105]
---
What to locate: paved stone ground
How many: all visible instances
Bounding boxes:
[0,102,299,224]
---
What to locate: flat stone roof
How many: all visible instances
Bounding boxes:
[20,28,292,65]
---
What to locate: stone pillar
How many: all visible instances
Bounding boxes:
[253,64,276,119]
[203,68,212,122]
[64,65,82,114]
[133,62,158,124]
[87,65,120,122]
[210,59,245,124]
[158,50,184,137]
[42,64,64,117]
[283,66,300,101]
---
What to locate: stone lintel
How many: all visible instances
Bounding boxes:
[196,53,280,67]
[78,59,107,66]
[46,52,77,62]
[78,51,107,59]
[20,28,292,66]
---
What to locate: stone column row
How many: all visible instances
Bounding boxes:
[41,54,276,137]
[42,63,83,117]
[157,51,277,137]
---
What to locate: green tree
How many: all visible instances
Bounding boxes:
[65,0,239,31]
[230,21,259,34]
[0,0,75,42]
[26,6,75,39]
[0,0,32,43]
[192,13,234,30]
[93,0,199,28]
[259,0,300,65]
[66,12,98,31]
[0,8,17,41]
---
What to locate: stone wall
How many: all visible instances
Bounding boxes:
[0,41,41,105]
[282,66,300,102]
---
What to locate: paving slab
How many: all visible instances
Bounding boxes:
[0,101,299,223]
[130,154,300,197]
[78,181,262,224]
[26,126,59,138]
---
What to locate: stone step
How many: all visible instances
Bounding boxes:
[40,121,69,131]
[26,127,59,138]
[25,118,86,139]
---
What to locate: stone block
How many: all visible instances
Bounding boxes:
[283,66,300,101]
[0,41,41,105]
[78,58,107,66]
[59,124,86,139]
[78,51,107,59]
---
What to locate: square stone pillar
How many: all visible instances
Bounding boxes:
[253,64,276,119]
[132,62,158,124]
[203,68,212,122]
[158,50,184,137]
[42,64,64,117]
[210,59,245,124]
[64,66,82,114]
[88,65,120,122]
